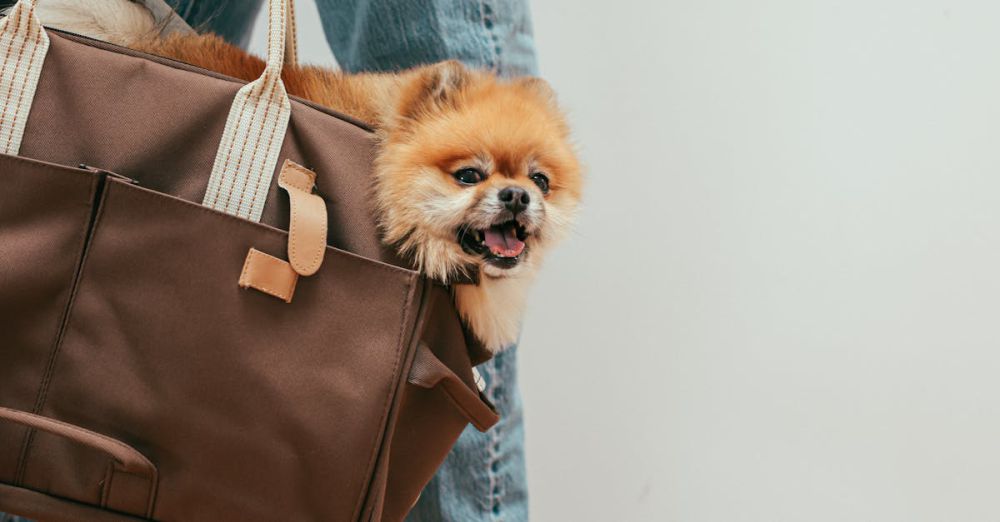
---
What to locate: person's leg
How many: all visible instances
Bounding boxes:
[314,0,538,76]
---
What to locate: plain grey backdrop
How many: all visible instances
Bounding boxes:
[253,1,1000,520]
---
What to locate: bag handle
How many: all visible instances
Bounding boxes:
[202,0,294,221]
[284,0,298,68]
[0,0,49,156]
[0,406,158,517]
[408,343,500,432]
[0,0,297,222]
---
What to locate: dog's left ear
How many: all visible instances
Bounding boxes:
[516,76,557,104]
[395,60,471,124]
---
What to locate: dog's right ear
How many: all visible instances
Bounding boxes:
[393,60,471,125]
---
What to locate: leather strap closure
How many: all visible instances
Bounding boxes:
[238,162,327,302]
[239,248,298,303]
[278,160,327,276]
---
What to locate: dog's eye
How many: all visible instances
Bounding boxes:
[453,168,485,185]
[529,173,550,194]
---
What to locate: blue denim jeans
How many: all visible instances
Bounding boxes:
[17,2,532,521]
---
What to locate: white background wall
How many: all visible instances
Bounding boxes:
[255,2,1000,520]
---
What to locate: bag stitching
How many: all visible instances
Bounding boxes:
[115,180,413,277]
[241,7,289,217]
[50,30,375,132]
[0,3,26,135]
[239,249,296,301]
[230,72,277,213]
[217,86,264,211]
[241,81,285,217]
[208,93,246,209]
[4,4,35,144]
[4,22,44,153]
[352,276,419,519]
[16,171,107,484]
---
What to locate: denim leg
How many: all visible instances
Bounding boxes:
[406,346,528,522]
[165,0,264,49]
[314,0,538,76]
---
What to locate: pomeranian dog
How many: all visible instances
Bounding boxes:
[35,0,583,352]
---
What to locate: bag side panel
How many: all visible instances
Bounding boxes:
[380,286,486,521]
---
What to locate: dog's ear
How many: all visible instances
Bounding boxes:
[395,60,471,123]
[516,76,557,104]
[420,60,470,107]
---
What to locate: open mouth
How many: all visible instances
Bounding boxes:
[458,220,529,269]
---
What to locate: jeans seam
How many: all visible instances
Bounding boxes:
[477,1,501,73]
[485,355,503,519]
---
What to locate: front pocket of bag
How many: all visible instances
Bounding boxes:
[19,178,423,521]
[0,154,101,485]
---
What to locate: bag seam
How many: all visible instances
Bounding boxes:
[112,179,412,277]
[48,29,376,133]
[351,273,422,520]
[14,170,108,485]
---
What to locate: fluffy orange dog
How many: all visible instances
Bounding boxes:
[38,0,583,352]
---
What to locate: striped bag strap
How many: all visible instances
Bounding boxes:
[0,0,299,223]
[202,0,295,222]
[0,0,49,156]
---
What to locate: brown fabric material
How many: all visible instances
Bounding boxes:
[0,407,156,517]
[0,27,498,521]
[278,160,327,276]
[409,344,499,432]
[0,407,156,480]
[19,30,393,267]
[0,156,99,486]
[238,247,299,302]
[380,287,494,520]
[0,482,147,522]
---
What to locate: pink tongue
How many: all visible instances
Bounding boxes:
[483,224,525,258]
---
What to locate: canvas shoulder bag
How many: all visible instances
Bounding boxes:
[0,0,498,520]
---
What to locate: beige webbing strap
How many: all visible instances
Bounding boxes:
[202,0,292,222]
[284,0,298,68]
[0,0,49,156]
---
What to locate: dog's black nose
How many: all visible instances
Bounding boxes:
[499,187,530,214]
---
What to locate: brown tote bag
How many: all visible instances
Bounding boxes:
[0,0,499,520]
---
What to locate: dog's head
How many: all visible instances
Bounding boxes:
[374,61,582,282]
